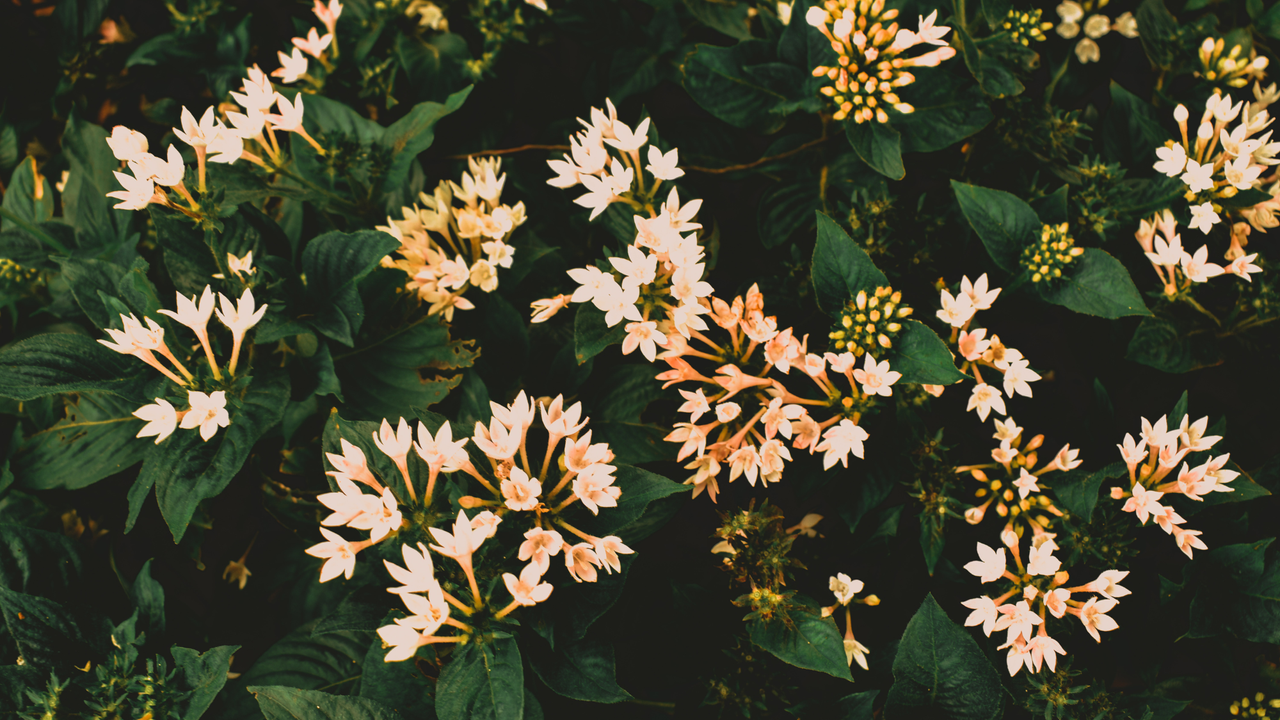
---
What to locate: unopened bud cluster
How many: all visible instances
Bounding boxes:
[1231,693,1280,717]
[829,286,912,357]
[1002,8,1052,46]
[0,258,44,294]
[1022,223,1084,285]
[1198,37,1269,88]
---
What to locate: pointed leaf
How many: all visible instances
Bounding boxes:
[884,594,1003,720]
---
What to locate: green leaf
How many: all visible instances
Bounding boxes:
[1104,82,1166,169]
[1257,0,1280,40]
[1182,539,1280,643]
[334,315,476,420]
[811,211,889,314]
[896,73,994,154]
[61,111,129,252]
[358,628,433,717]
[1036,249,1151,318]
[758,175,821,248]
[0,587,103,673]
[10,392,150,490]
[252,686,402,720]
[978,54,1024,97]
[682,41,804,133]
[302,230,403,346]
[435,635,524,720]
[173,644,239,720]
[377,86,473,211]
[0,332,150,402]
[54,257,128,328]
[529,638,632,704]
[132,558,166,638]
[683,0,752,39]
[886,320,968,385]
[1136,0,1178,68]
[526,556,632,649]
[1,158,53,231]
[1051,462,1125,522]
[214,622,368,720]
[833,690,879,719]
[748,597,852,681]
[846,121,905,180]
[577,465,689,543]
[573,303,627,365]
[0,524,82,595]
[951,180,1038,273]
[139,373,290,542]
[1125,315,1223,373]
[981,0,1011,28]
[1032,185,1069,225]
[884,594,1003,720]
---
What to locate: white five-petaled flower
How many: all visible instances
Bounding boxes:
[318,475,382,527]
[967,383,1006,421]
[267,93,306,133]
[174,107,219,148]
[851,354,901,397]
[572,465,622,515]
[565,542,602,583]
[1012,468,1039,499]
[503,563,554,606]
[293,27,334,59]
[107,170,156,210]
[134,398,178,444]
[273,48,310,83]
[1078,597,1119,642]
[181,390,230,441]
[1153,143,1188,177]
[814,419,869,469]
[645,145,684,180]
[1180,160,1216,194]
[1181,245,1225,281]
[962,596,1000,636]
[305,527,366,582]
[592,535,634,573]
[964,542,1006,584]
[829,573,864,605]
[107,126,149,162]
[1002,359,1040,399]
[1189,203,1221,234]
[622,321,668,362]
[936,289,976,328]
[501,467,543,512]
[961,274,1001,310]
[518,528,565,573]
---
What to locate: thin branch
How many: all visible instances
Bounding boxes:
[446,144,571,160]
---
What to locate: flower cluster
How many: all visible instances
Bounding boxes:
[962,531,1127,675]
[1020,223,1084,286]
[99,285,267,444]
[1111,413,1237,558]
[1136,210,1261,296]
[1001,8,1053,47]
[930,274,1041,422]
[820,573,879,669]
[274,0,344,87]
[1152,88,1280,234]
[306,393,633,662]
[828,286,912,356]
[1054,0,1138,64]
[377,157,524,320]
[1198,37,1269,89]
[1231,693,1280,718]
[957,416,1073,534]
[805,3,957,123]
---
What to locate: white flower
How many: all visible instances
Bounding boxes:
[273,48,309,83]
[1188,203,1221,234]
[133,398,177,444]
[961,274,1001,310]
[518,528,564,573]
[1180,160,1216,194]
[851,354,901,397]
[267,93,306,133]
[181,390,229,441]
[572,465,622,515]
[106,170,156,211]
[1153,144,1188,177]
[604,117,651,152]
[305,527,364,582]
[503,563,554,606]
[915,10,950,45]
[962,596,999,636]
[1075,37,1100,63]
[645,145,684,180]
[814,419,868,469]
[936,289,976,328]
[1224,156,1262,190]
[592,535,633,574]
[967,383,1006,421]
[1083,14,1111,38]
[293,27,333,58]
[501,467,543,512]
[829,573,864,605]
[107,126,150,162]
[1002,359,1040,399]
[174,106,218,148]
[1181,245,1225,282]
[964,542,1006,583]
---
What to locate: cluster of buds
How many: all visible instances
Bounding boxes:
[1136,210,1261,296]
[0,258,46,297]
[1020,223,1084,285]
[931,274,1041,422]
[272,0,344,88]
[99,284,267,444]
[306,393,632,662]
[1152,87,1280,235]
[1054,0,1138,64]
[1112,414,1236,558]
[1197,37,1269,89]
[377,157,524,320]
[958,416,1074,534]
[1001,8,1053,46]
[805,3,956,123]
[1231,693,1280,718]
[821,573,879,669]
[962,531,1128,675]
[828,286,911,356]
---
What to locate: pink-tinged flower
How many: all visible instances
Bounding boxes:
[791,412,821,452]
[1145,232,1186,269]
[318,475,381,527]
[713,364,772,401]
[215,288,268,373]
[563,430,615,472]
[1026,543,1061,576]
[683,454,722,502]
[727,445,761,486]
[622,321,667,362]
[592,535,634,573]
[326,438,381,490]
[400,585,450,635]
[312,0,343,34]
[273,48,309,83]
[501,467,543,512]
[761,398,802,440]
[1189,202,1221,234]
[1012,468,1040,500]
[490,390,536,432]
[469,510,501,540]
[814,419,869,470]
[961,595,999,636]
[530,294,571,323]
[1200,454,1239,493]
[961,274,1001,310]
[565,542,602,583]
[915,9,951,44]
[293,27,333,59]
[1181,245,1225,282]
[1078,597,1119,642]
[936,289,975,328]
[572,465,621,514]
[1049,444,1082,471]
[384,542,439,595]
[538,395,586,440]
[1152,503,1185,533]
[964,543,1007,583]
[305,527,366,582]
[174,106,218,148]
[844,636,870,671]
[958,328,991,361]
[414,421,468,474]
[107,126,149,162]
[107,169,156,210]
[758,439,791,485]
[1117,433,1148,472]
[1002,359,1040,398]
[428,510,488,561]
[714,402,741,424]
[518,528,565,573]
[645,145,683,180]
[1140,415,1175,450]
[1027,634,1066,673]
[852,354,901,397]
[967,383,1006,422]
[992,441,1016,466]
[376,623,428,662]
[347,488,402,542]
[1227,253,1262,281]
[678,388,711,423]
[764,328,803,373]
[1084,570,1131,600]
[181,390,229,441]
[267,93,306,133]
[504,563,554,606]
[994,600,1042,644]
[372,417,414,486]
[473,417,522,460]
[993,417,1022,442]
[1044,588,1070,618]
[133,398,178,444]
[1178,415,1221,452]
[1121,483,1166,524]
[1172,526,1207,558]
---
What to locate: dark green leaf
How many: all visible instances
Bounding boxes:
[884,594,1003,720]
[1104,82,1166,169]
[573,303,627,365]
[378,86,473,211]
[10,392,150,490]
[886,320,968,385]
[683,0,752,39]
[358,628,433,717]
[682,41,803,133]
[0,524,81,595]
[1051,462,1125,522]
[1136,0,1178,68]
[215,622,367,720]
[981,0,1012,28]
[846,121,905,180]
[896,73,994,154]
[811,211,889,314]
[1182,539,1280,643]
[1036,249,1151,318]
[302,230,402,346]
[577,465,689,543]
[748,597,852,681]
[334,315,475,420]
[951,180,1038,273]
[759,176,820,248]
[978,54,1024,97]
[0,587,102,672]
[833,690,879,719]
[54,257,127,328]
[0,332,150,402]
[252,686,402,720]
[529,638,632,704]
[174,644,240,720]
[435,635,524,720]
[132,558,166,637]
[1,158,53,231]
